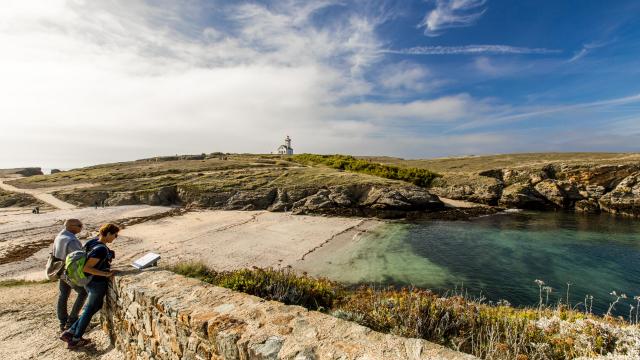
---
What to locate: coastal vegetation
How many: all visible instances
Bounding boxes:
[0,188,45,208]
[290,154,441,187]
[171,262,640,360]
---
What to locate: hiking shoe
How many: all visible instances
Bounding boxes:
[67,338,91,349]
[59,331,73,343]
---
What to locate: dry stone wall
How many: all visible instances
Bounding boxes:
[101,270,476,360]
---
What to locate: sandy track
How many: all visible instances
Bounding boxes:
[0,282,121,360]
[0,178,92,210]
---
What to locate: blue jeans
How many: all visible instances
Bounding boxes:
[68,280,108,339]
[57,279,88,327]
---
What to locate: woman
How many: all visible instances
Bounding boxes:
[60,223,119,349]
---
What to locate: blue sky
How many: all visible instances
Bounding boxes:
[1,0,639,168]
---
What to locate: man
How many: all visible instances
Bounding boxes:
[53,219,88,332]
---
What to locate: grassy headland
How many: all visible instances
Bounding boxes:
[6,154,447,218]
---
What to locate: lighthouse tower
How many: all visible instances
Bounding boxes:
[285,136,292,152]
[274,135,294,155]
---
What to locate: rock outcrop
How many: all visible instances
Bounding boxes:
[430,163,640,217]
[101,270,475,360]
[0,167,43,177]
[55,183,444,219]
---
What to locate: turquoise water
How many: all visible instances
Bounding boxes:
[312,211,640,315]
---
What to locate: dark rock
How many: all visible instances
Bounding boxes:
[15,168,43,177]
[50,169,62,174]
[499,183,554,210]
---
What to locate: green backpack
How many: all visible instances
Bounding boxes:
[64,243,107,286]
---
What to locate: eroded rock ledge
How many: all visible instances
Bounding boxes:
[58,184,446,219]
[101,270,475,360]
[430,163,640,217]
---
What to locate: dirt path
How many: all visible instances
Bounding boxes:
[0,282,122,359]
[0,178,90,210]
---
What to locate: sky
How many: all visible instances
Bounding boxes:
[1,0,640,169]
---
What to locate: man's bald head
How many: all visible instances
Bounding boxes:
[64,219,83,234]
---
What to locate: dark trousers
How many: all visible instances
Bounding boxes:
[57,279,88,327]
[69,280,108,339]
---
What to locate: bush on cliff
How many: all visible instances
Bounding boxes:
[290,154,441,188]
[171,262,639,360]
[171,262,341,310]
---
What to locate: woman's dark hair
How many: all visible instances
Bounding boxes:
[98,223,120,237]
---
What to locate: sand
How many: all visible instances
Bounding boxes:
[0,206,174,281]
[113,210,381,272]
[0,207,382,281]
[0,281,121,359]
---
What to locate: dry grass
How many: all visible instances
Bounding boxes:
[171,263,640,360]
[362,153,640,173]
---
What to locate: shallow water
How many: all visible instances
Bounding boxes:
[310,211,640,316]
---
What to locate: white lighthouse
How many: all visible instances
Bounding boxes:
[274,135,294,155]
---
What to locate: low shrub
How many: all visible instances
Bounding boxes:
[170,263,640,360]
[170,262,342,310]
[290,154,441,187]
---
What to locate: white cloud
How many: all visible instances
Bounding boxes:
[338,94,474,122]
[377,62,432,92]
[418,0,487,37]
[385,45,561,55]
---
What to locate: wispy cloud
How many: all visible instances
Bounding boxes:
[453,93,640,131]
[568,40,610,62]
[384,45,561,55]
[418,0,487,37]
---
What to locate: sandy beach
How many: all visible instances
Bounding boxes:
[0,207,382,281]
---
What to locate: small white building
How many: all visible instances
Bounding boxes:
[273,135,294,155]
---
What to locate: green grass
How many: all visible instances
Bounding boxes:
[171,262,639,360]
[290,154,441,187]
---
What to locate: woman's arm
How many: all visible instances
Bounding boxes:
[83,257,113,277]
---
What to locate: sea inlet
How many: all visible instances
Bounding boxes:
[306,211,640,316]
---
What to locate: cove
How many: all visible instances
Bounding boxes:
[306,211,640,316]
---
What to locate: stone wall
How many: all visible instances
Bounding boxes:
[101,270,476,360]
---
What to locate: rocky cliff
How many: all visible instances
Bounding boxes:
[430,163,640,216]
[55,183,445,219]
